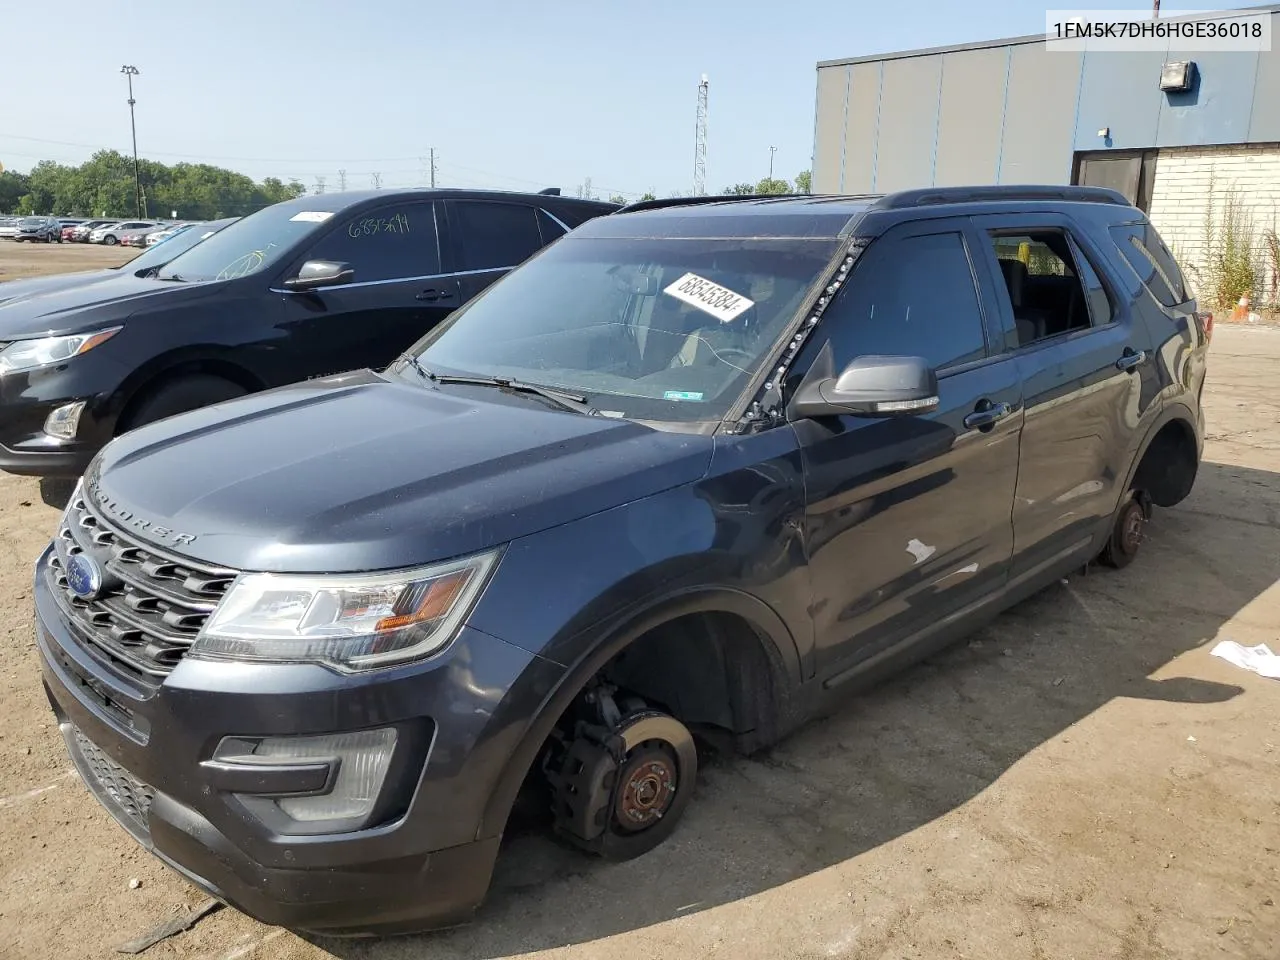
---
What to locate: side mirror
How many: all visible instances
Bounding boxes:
[790,343,939,419]
[284,260,354,291]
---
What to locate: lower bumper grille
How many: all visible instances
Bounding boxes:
[70,727,154,838]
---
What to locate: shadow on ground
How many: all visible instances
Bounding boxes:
[258,461,1278,956]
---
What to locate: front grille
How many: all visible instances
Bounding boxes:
[48,495,235,685]
[71,727,154,836]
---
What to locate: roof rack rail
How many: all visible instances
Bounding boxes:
[613,194,782,214]
[874,185,1130,210]
[538,187,561,196]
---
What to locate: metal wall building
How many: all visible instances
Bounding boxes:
[812,6,1280,297]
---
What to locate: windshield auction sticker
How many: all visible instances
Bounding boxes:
[289,211,334,223]
[663,272,754,323]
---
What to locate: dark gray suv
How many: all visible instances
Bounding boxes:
[34,186,1209,936]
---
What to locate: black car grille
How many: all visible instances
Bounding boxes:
[70,727,154,837]
[48,494,235,685]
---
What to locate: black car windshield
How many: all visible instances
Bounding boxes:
[126,221,231,272]
[408,235,839,422]
[156,205,331,281]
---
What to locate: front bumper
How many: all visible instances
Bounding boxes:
[0,361,122,477]
[34,546,562,934]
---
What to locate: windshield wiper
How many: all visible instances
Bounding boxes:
[435,374,596,416]
[156,274,187,282]
[394,354,436,383]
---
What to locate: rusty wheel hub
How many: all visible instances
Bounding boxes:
[614,745,677,832]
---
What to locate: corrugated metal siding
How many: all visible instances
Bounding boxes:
[841,62,882,192]
[813,65,849,196]
[934,47,1006,185]
[874,57,943,192]
[814,8,1279,194]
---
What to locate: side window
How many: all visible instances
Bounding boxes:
[451,201,544,271]
[987,230,1102,347]
[818,231,987,371]
[537,208,568,244]
[1109,223,1188,306]
[307,201,440,283]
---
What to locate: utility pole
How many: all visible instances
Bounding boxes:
[337,168,347,191]
[120,65,142,218]
[314,176,326,195]
[583,176,592,201]
[430,148,437,188]
[371,172,382,189]
[768,146,777,182]
[1152,0,1160,17]
[694,74,709,196]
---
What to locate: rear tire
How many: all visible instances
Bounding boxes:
[1100,497,1145,569]
[123,375,247,432]
[103,235,118,246]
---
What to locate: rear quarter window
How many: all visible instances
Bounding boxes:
[1109,223,1189,307]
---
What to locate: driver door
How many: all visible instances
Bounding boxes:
[272,200,453,383]
[784,218,1024,680]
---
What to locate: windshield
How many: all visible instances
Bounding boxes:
[408,235,838,422]
[19,218,43,226]
[124,223,215,271]
[157,205,331,281]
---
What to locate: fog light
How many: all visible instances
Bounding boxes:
[43,401,87,441]
[216,728,397,822]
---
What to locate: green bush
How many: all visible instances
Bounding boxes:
[1201,173,1259,311]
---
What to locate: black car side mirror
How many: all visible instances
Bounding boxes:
[790,341,939,419]
[284,260,355,291]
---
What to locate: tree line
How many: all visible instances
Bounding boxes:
[607,171,812,207]
[0,150,306,219]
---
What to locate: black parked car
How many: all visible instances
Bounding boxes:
[35,187,1208,936]
[0,189,616,476]
[0,218,239,306]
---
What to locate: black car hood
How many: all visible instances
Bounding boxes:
[0,269,118,305]
[0,273,214,337]
[88,371,714,572]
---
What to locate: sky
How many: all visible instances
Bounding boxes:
[0,0,1247,201]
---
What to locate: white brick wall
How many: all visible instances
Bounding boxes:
[1147,144,1280,306]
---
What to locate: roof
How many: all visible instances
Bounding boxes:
[817,2,1280,68]
[583,185,1132,240]
[268,187,616,214]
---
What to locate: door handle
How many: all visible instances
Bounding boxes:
[415,287,456,302]
[1115,348,1147,372]
[963,400,1012,431]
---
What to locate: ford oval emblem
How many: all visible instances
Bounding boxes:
[66,553,104,600]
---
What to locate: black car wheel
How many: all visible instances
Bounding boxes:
[103,234,118,246]
[123,375,247,431]
[1100,496,1146,569]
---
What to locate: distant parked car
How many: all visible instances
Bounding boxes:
[90,220,157,245]
[14,217,62,242]
[146,222,202,246]
[0,217,19,240]
[71,220,121,242]
[60,225,79,242]
[118,227,160,248]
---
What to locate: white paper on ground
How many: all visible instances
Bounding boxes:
[1209,640,1280,679]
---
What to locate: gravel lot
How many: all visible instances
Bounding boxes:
[1,246,1277,960]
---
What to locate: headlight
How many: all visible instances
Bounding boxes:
[191,550,500,671]
[0,328,121,376]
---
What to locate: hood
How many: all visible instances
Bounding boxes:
[87,371,714,572]
[0,272,214,337]
[0,269,118,305]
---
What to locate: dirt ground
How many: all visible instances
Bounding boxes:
[0,240,135,280]
[0,246,1277,960]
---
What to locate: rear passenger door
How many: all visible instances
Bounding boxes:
[969,213,1159,580]
[787,218,1024,678]
[443,199,555,303]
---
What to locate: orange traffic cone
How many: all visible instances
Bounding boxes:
[1231,294,1250,321]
